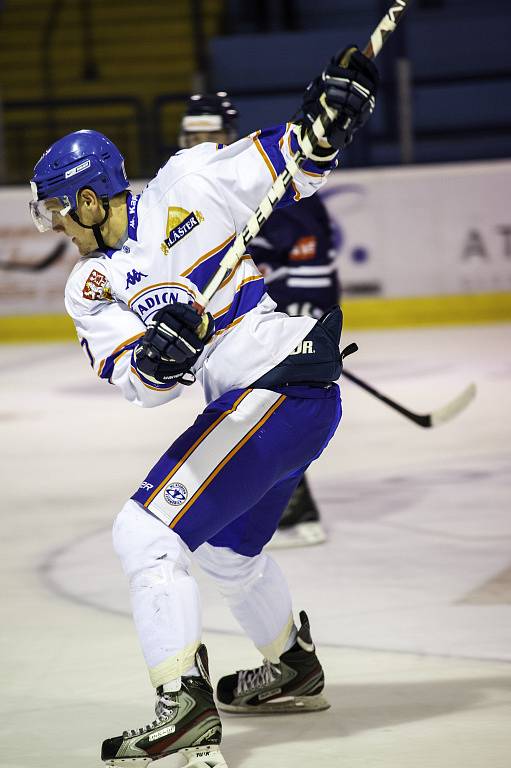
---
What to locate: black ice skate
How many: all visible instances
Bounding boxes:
[101,645,227,767]
[216,611,330,714]
[267,474,327,549]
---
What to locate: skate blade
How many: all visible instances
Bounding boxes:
[103,747,227,768]
[218,693,330,715]
[180,745,228,767]
[266,522,327,550]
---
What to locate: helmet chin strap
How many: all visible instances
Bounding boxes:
[70,196,110,250]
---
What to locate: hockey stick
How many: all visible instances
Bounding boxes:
[194,0,412,318]
[342,368,476,428]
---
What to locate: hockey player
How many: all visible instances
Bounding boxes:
[29,48,378,767]
[179,92,342,548]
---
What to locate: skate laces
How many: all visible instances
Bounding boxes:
[122,692,177,738]
[236,659,280,695]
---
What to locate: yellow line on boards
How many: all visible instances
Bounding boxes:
[0,314,77,343]
[342,292,511,330]
[0,292,510,342]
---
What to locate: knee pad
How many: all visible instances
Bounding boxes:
[194,542,268,598]
[113,499,191,581]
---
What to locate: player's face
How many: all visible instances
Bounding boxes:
[45,197,100,256]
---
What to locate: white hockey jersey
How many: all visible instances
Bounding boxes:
[64,123,337,407]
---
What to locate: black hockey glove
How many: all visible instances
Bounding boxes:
[134,303,215,386]
[301,46,379,151]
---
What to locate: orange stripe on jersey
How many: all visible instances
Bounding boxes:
[128,281,198,307]
[210,314,246,339]
[253,133,277,181]
[213,274,264,320]
[144,388,253,507]
[180,233,235,279]
[218,254,253,291]
[98,331,145,377]
[169,394,287,528]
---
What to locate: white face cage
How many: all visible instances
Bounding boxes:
[29,184,72,232]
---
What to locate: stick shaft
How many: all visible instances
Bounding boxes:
[363,0,411,59]
[197,0,412,309]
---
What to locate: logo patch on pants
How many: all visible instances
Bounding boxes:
[164,482,188,506]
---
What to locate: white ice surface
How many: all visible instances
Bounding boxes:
[1,323,511,767]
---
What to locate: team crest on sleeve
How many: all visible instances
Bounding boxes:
[82,269,112,301]
[160,206,204,255]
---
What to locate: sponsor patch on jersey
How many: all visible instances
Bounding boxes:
[82,269,112,301]
[289,235,317,262]
[164,482,188,506]
[161,206,204,255]
[131,284,195,321]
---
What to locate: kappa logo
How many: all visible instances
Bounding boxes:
[82,269,112,301]
[164,482,188,507]
[161,206,204,255]
[128,193,140,232]
[125,269,148,289]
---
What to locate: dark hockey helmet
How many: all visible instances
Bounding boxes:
[179,92,239,148]
[29,129,130,232]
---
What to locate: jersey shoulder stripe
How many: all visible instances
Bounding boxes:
[213,275,265,334]
[180,232,236,290]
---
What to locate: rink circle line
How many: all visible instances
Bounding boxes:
[37,523,511,667]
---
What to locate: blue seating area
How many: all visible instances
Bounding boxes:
[209,3,511,165]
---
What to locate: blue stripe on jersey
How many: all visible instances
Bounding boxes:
[213,277,265,334]
[257,125,297,209]
[185,235,236,293]
[97,193,140,259]
[100,337,141,382]
[127,193,140,241]
[288,130,338,174]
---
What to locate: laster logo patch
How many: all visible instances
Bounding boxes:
[161,206,204,255]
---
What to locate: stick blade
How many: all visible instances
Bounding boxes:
[430,382,477,428]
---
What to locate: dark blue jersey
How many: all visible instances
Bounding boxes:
[247,193,341,319]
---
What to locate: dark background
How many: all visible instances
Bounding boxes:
[0,0,509,184]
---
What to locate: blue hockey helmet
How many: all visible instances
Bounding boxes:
[30,129,129,232]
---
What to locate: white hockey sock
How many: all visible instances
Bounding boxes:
[194,543,294,662]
